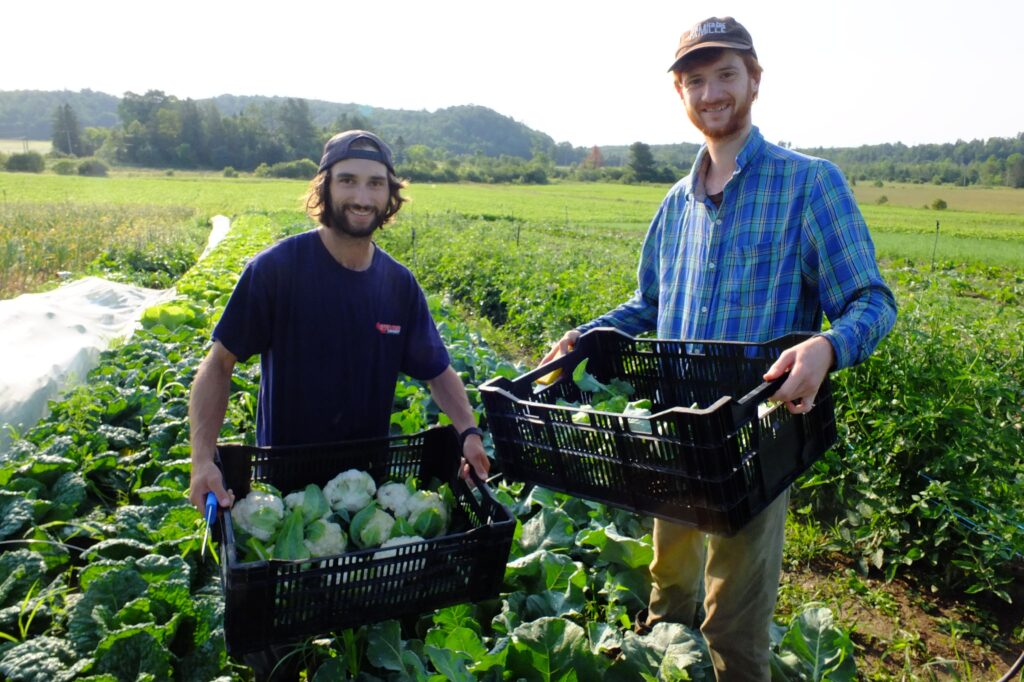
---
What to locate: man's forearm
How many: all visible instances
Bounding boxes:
[189,354,233,465]
[426,366,477,432]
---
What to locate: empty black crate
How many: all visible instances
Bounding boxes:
[479,328,837,536]
[214,425,514,656]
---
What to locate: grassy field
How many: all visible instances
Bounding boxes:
[0,171,310,216]
[0,138,51,154]
[3,172,1022,300]
[853,180,1024,213]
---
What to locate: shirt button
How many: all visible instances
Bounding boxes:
[701,306,708,313]
[708,262,716,270]
[716,219,723,225]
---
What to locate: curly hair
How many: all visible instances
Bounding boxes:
[303,167,407,229]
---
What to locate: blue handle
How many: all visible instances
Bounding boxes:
[204,492,218,526]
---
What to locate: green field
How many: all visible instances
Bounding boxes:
[4,171,1023,304]
[853,180,1024,213]
[0,171,309,216]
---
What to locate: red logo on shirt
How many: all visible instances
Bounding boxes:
[376,322,401,335]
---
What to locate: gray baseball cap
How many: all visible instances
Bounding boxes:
[318,130,395,175]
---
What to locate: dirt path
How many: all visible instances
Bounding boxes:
[779,555,1022,680]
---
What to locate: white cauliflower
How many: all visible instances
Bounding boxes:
[403,490,450,539]
[349,503,395,549]
[230,490,285,542]
[303,518,347,558]
[324,469,377,513]
[376,481,413,517]
[372,535,427,570]
[284,483,331,524]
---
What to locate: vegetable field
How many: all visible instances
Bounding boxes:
[0,174,1022,680]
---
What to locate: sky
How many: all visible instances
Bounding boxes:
[3,0,1023,149]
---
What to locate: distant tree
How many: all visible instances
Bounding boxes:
[930,198,947,210]
[81,127,108,157]
[393,135,407,164]
[331,112,372,134]
[628,142,657,182]
[553,141,582,166]
[52,103,83,156]
[582,145,604,169]
[177,99,205,167]
[200,102,229,168]
[278,98,319,161]
[1006,153,1024,188]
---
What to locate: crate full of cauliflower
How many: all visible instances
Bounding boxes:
[213,426,514,655]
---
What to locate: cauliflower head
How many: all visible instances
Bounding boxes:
[324,469,377,513]
[304,518,347,558]
[349,503,395,549]
[372,535,427,570]
[376,481,413,517]
[231,490,285,542]
[404,490,450,539]
[284,483,331,524]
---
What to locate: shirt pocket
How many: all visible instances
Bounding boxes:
[721,240,781,309]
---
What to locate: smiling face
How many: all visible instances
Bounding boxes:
[675,49,759,142]
[326,157,391,238]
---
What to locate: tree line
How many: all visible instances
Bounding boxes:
[36,91,683,184]
[2,88,1023,187]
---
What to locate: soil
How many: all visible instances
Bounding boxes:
[778,553,1023,680]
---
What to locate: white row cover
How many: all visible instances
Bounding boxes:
[0,216,230,453]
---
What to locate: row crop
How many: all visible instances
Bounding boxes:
[0,213,853,680]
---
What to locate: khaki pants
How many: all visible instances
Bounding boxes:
[647,489,789,682]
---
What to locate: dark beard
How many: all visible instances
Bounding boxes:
[329,203,384,238]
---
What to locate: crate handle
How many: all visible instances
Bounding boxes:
[732,375,787,423]
[467,467,512,522]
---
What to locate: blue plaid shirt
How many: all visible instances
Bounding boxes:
[579,127,896,370]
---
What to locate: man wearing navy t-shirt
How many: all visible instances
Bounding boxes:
[188,130,489,516]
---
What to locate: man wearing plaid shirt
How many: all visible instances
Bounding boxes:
[545,16,896,681]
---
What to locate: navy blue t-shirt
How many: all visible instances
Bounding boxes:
[212,230,449,446]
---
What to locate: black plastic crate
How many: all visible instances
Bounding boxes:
[214,425,514,656]
[479,328,837,536]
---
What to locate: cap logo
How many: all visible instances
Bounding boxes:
[686,20,728,40]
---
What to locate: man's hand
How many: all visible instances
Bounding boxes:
[763,335,835,414]
[189,458,234,511]
[541,330,581,365]
[460,433,490,482]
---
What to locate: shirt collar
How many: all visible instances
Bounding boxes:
[683,126,765,200]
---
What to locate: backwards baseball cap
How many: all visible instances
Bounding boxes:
[318,130,396,175]
[668,16,756,73]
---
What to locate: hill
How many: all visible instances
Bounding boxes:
[0,89,557,160]
[0,89,120,138]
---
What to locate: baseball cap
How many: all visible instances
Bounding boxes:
[668,17,756,72]
[318,130,396,175]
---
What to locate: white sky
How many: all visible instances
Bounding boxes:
[3,0,1022,149]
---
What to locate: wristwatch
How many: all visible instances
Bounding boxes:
[459,426,485,446]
